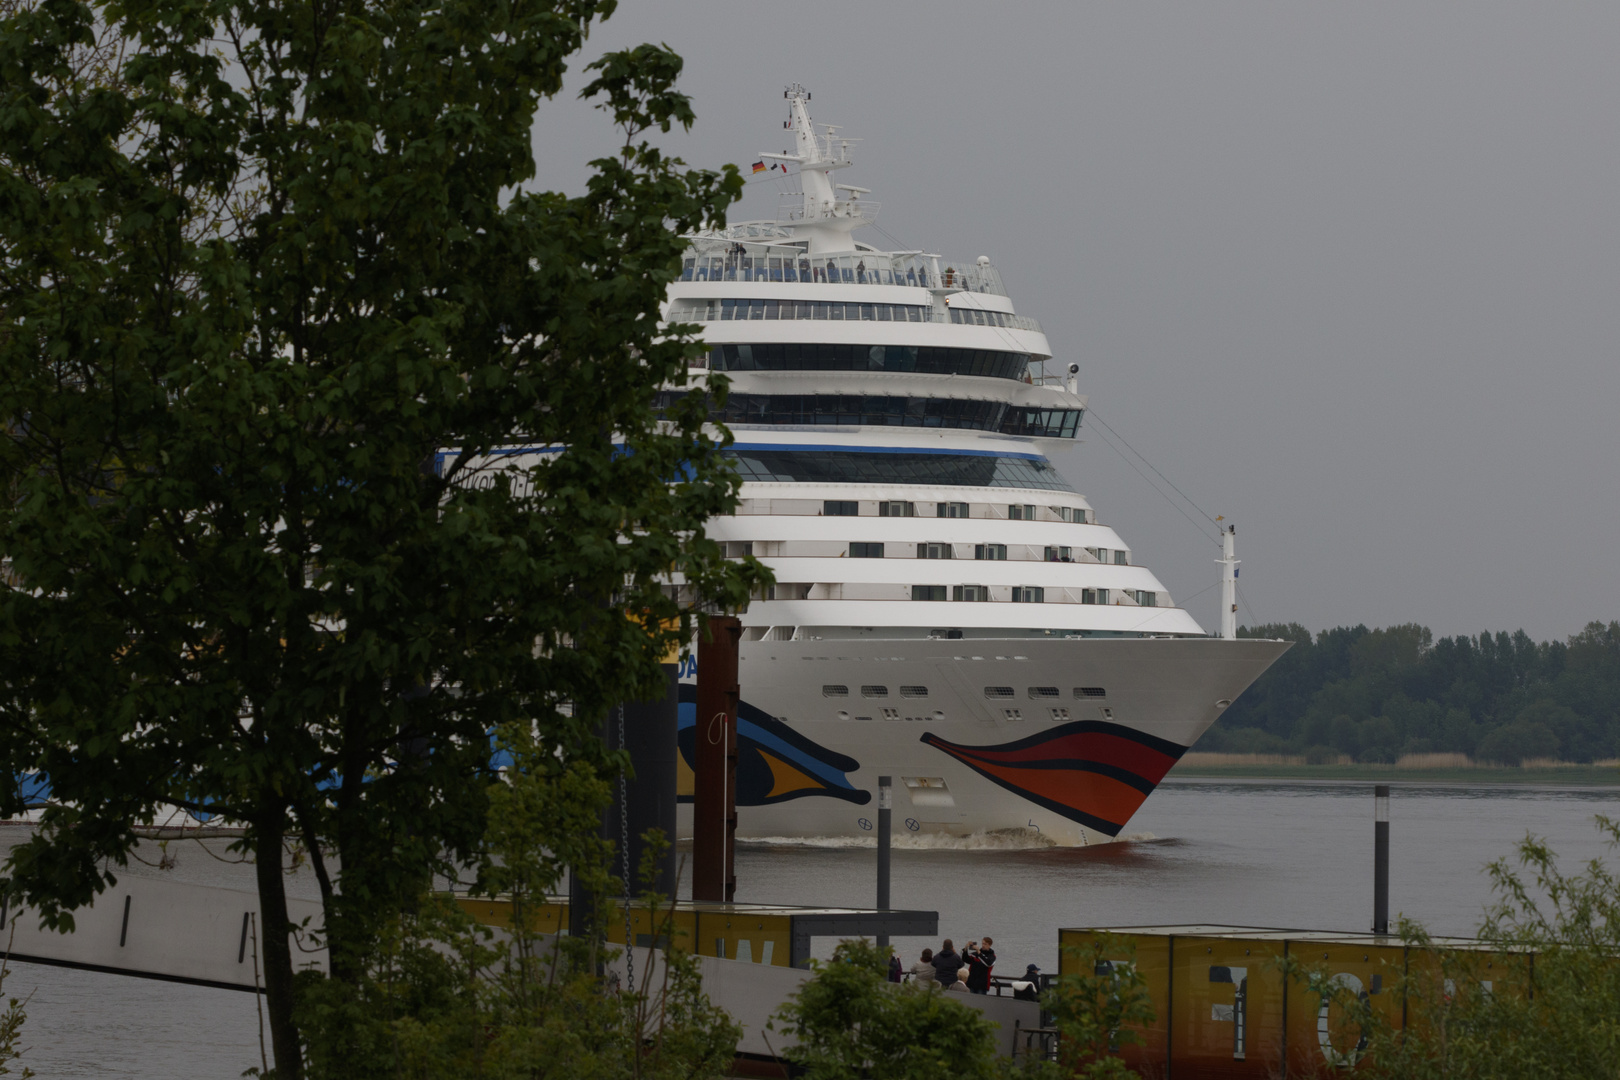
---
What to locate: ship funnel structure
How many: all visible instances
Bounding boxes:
[763,85,875,253]
[1217,524,1239,640]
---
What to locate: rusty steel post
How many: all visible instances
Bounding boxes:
[693,616,741,903]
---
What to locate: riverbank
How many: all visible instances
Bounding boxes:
[1170,752,1620,786]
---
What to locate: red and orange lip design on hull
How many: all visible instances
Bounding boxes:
[920,721,1187,837]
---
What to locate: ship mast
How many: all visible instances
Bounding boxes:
[1217,524,1239,640]
[759,85,874,254]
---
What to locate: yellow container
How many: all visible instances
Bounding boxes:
[1058,925,1529,1078]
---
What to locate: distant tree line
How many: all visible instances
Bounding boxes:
[1205,622,1620,764]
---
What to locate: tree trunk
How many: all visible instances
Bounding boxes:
[254,804,304,1080]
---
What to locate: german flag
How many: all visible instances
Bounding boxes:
[920,721,1186,836]
[751,161,767,174]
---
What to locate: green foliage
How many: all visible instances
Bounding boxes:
[0,0,763,1074]
[1042,934,1152,1080]
[1213,621,1620,763]
[771,939,1006,1080]
[296,725,741,1080]
[1279,817,1620,1079]
[0,952,30,1079]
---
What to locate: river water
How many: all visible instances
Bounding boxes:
[13,779,1619,1077]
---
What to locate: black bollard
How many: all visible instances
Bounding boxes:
[621,662,680,898]
[568,711,611,947]
[1373,784,1390,934]
[877,775,892,951]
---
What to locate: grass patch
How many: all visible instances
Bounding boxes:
[1170,754,1620,785]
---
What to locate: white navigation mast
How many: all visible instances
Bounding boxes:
[759,85,875,253]
[1217,523,1239,640]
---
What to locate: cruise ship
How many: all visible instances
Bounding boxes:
[662,88,1288,847]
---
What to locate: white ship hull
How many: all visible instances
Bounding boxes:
[676,635,1288,846]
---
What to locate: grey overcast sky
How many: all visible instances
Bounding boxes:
[530,2,1620,644]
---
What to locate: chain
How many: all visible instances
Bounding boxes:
[618,701,634,993]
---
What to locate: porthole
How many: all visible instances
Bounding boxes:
[900,685,929,698]
[1075,687,1107,698]
[860,685,889,698]
[822,685,849,698]
[983,686,1015,699]
[1028,686,1060,699]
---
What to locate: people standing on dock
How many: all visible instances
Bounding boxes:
[965,937,996,994]
[946,967,970,992]
[931,939,963,986]
[911,948,937,985]
[888,953,903,983]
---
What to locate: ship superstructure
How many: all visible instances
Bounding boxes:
[662,87,1287,846]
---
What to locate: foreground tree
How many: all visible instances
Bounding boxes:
[1344,816,1620,1080]
[297,728,742,1080]
[770,939,1008,1080]
[0,0,759,1074]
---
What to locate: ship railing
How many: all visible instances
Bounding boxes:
[666,299,1041,335]
[678,245,1010,298]
[776,193,882,224]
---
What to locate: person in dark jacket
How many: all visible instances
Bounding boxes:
[888,953,903,983]
[965,937,996,994]
[931,939,962,986]
[1012,964,1042,1002]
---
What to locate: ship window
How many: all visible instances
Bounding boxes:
[1136,591,1157,607]
[849,542,885,558]
[900,686,929,698]
[724,541,753,558]
[824,500,859,516]
[953,585,990,602]
[823,685,850,698]
[1001,407,1084,439]
[727,451,1074,492]
[984,686,1015,699]
[917,543,952,560]
[708,343,1030,381]
[879,501,916,517]
[1012,586,1045,603]
[975,544,1007,561]
[1073,509,1089,524]
[937,501,969,518]
[1080,588,1109,605]
[1008,504,1035,520]
[1076,687,1107,698]
[912,585,947,602]
[1028,686,1060,699]
[1044,546,1072,562]
[707,395,1006,431]
[861,685,889,698]
[1115,551,1129,565]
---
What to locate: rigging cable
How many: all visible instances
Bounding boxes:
[1081,411,1222,549]
[1084,408,1224,536]
[1235,581,1263,631]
